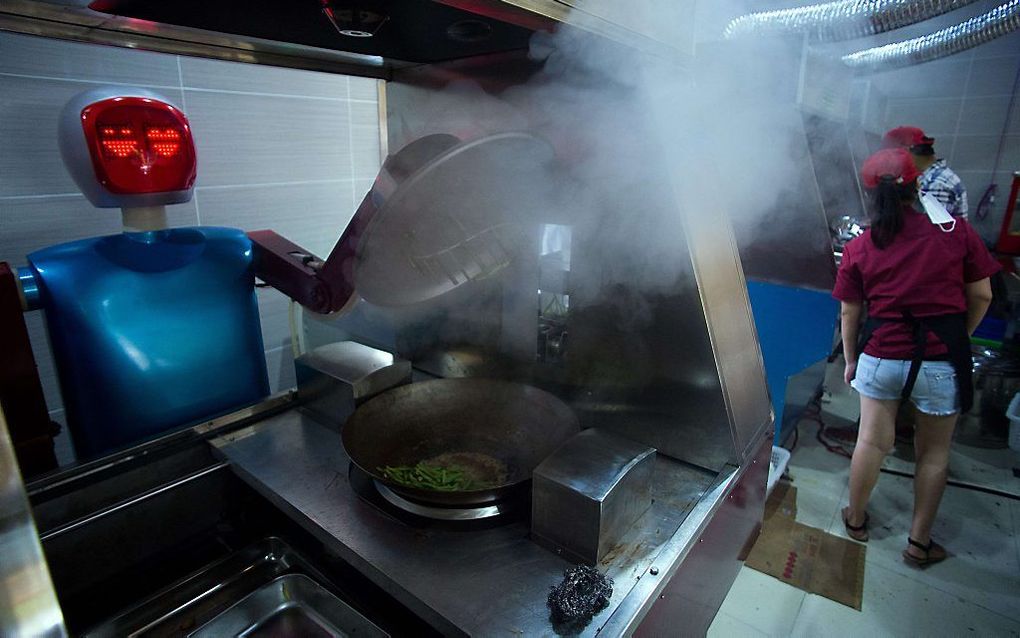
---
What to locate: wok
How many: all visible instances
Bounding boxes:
[341,378,579,507]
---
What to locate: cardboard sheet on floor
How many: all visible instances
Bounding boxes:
[745,481,866,610]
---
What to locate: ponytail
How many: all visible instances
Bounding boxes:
[869,177,915,249]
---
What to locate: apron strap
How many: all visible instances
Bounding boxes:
[857,311,972,413]
[920,313,973,413]
[900,310,925,403]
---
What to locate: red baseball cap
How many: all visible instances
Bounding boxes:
[861,148,922,189]
[881,126,935,150]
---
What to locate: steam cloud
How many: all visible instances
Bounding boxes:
[316,0,852,364]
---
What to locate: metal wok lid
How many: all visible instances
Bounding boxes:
[353,132,555,306]
[341,378,579,507]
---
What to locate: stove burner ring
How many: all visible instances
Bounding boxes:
[373,481,510,520]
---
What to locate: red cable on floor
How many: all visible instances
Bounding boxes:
[798,397,855,459]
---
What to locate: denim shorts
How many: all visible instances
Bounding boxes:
[851,353,960,416]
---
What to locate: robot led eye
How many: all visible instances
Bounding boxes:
[146,127,182,158]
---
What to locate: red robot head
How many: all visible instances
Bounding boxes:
[58,87,197,209]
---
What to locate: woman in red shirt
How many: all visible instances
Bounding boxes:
[833,148,998,567]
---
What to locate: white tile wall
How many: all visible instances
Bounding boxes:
[256,287,294,353]
[24,313,62,412]
[965,55,1020,98]
[179,57,351,100]
[957,96,1012,136]
[884,97,963,137]
[871,58,973,99]
[264,345,298,395]
[195,180,357,258]
[349,76,379,102]
[956,169,996,197]
[184,90,354,187]
[862,82,889,135]
[0,32,382,463]
[952,134,1017,172]
[351,124,384,180]
[1010,97,1020,135]
[0,31,180,86]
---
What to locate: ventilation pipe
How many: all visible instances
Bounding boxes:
[724,0,981,41]
[842,0,1020,70]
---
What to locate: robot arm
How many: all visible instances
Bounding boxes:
[249,191,377,315]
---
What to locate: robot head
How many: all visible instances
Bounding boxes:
[59,87,197,208]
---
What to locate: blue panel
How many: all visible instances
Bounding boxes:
[747,281,839,445]
[28,227,270,458]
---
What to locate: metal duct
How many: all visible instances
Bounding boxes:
[842,0,1020,70]
[724,0,981,41]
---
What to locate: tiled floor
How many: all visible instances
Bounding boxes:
[708,366,1020,637]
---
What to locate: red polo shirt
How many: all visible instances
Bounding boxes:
[833,206,1000,359]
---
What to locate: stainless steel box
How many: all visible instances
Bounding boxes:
[295,341,411,429]
[531,428,655,565]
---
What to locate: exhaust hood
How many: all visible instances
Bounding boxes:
[84,0,539,64]
[79,0,684,65]
[0,0,689,75]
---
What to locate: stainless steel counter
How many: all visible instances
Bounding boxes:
[211,410,721,636]
[0,410,65,638]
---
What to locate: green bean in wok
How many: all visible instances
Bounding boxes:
[378,462,491,491]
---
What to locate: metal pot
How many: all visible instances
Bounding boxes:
[958,347,1020,448]
[341,378,579,507]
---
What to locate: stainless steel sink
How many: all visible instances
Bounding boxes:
[23,401,436,637]
[85,538,386,637]
[191,573,386,638]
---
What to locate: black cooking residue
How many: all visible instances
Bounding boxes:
[547,565,613,631]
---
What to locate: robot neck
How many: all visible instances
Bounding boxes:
[122,206,168,232]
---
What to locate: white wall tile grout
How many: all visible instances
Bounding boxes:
[176,56,189,113]
[178,85,372,103]
[346,76,357,213]
[948,57,976,164]
[176,56,201,225]
[196,178,357,191]
[0,71,178,91]
[192,189,203,226]
[0,193,83,201]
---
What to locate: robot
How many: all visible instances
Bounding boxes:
[16,87,270,459]
[2,85,548,466]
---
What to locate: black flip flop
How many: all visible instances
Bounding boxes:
[842,506,869,542]
[903,537,947,568]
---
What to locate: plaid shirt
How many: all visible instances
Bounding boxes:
[920,159,968,218]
